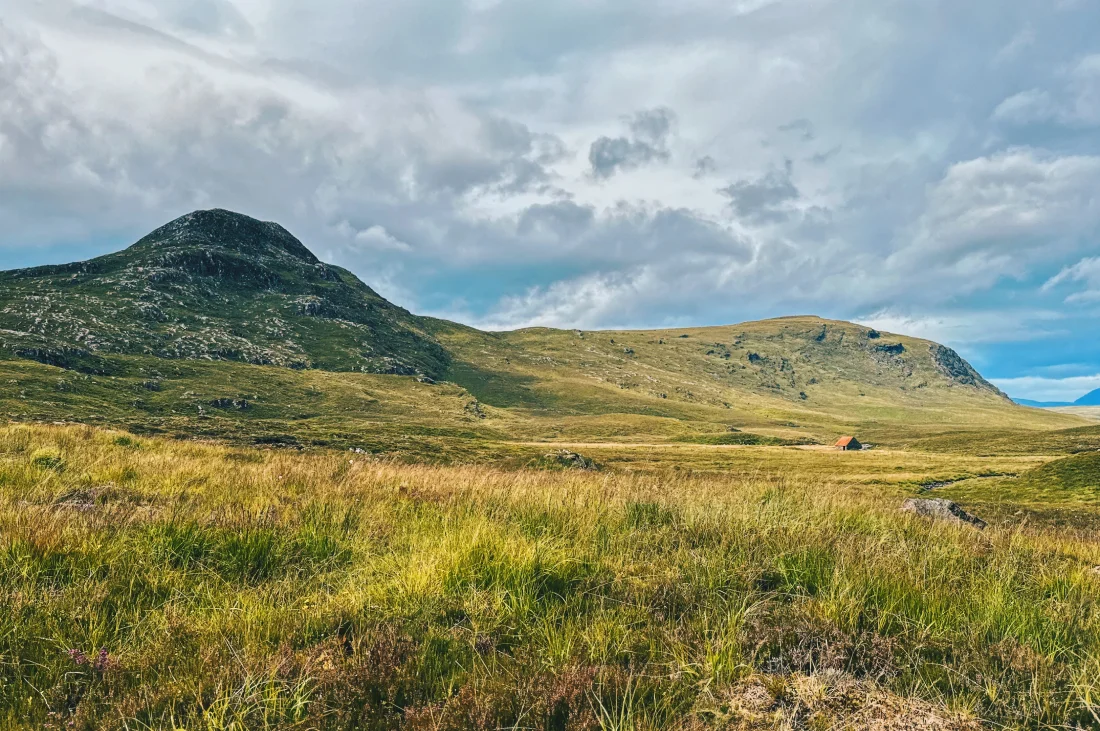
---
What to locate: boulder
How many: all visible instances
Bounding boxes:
[901,498,987,529]
[545,450,598,471]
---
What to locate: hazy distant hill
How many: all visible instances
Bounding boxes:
[1015,399,1075,408]
[1076,388,1100,406]
[1015,389,1100,408]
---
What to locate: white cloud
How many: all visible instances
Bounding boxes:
[911,149,1100,256]
[856,309,1066,347]
[991,374,1100,402]
[1043,256,1100,302]
[992,53,1100,128]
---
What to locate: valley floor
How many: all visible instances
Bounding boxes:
[2,424,1099,730]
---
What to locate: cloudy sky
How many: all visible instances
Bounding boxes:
[3,0,1100,401]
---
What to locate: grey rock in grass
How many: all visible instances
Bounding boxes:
[545,450,598,471]
[901,498,987,529]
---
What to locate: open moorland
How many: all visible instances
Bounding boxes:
[2,210,1099,730]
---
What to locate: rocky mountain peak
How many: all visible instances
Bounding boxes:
[128,209,320,265]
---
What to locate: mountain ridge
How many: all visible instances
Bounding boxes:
[0,209,1010,402]
[0,208,1065,451]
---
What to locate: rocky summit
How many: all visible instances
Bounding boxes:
[0,209,449,377]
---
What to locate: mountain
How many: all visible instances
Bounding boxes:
[0,210,449,377]
[0,209,1079,450]
[430,315,1013,413]
[1076,389,1100,406]
[1012,389,1100,408]
[1015,399,1074,408]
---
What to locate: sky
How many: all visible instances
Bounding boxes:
[2,0,1099,402]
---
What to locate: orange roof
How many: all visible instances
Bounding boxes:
[835,436,856,446]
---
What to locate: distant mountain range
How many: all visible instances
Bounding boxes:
[1015,389,1100,408]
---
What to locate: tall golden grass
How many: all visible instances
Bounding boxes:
[1,424,1098,729]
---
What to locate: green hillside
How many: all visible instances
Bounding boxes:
[430,316,1077,444]
[0,209,1085,451]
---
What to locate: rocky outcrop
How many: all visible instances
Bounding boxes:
[544,450,598,471]
[930,344,1006,397]
[901,498,987,529]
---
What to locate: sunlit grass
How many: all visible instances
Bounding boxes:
[1,424,1098,729]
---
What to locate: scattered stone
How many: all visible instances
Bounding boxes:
[465,400,486,419]
[544,449,598,471]
[296,296,324,316]
[901,498,987,529]
[210,398,250,410]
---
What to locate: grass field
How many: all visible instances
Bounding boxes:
[3,423,1100,730]
[6,209,1100,730]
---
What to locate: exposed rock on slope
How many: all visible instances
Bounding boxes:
[930,344,1006,396]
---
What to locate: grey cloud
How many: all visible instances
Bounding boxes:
[588,136,666,178]
[719,161,800,223]
[517,201,595,239]
[588,107,676,179]
[693,156,717,178]
[778,118,814,140]
[629,107,676,144]
[809,146,842,165]
[0,21,563,257]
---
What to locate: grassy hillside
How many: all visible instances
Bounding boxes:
[0,209,1085,452]
[3,424,1100,730]
[430,317,1082,446]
